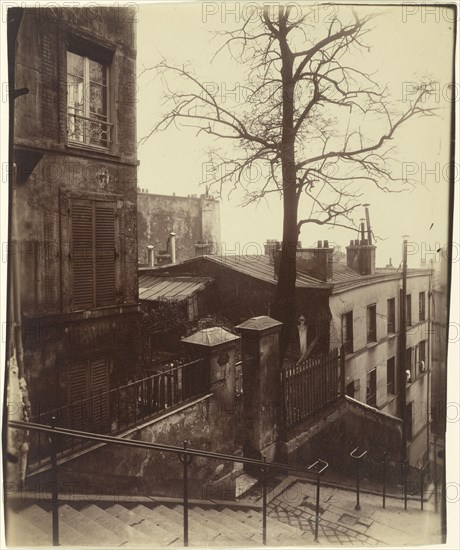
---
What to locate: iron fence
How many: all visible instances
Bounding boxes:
[282,348,341,432]
[28,358,210,467]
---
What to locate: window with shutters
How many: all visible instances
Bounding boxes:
[341,311,353,354]
[67,358,110,433]
[387,356,396,395]
[406,294,412,326]
[366,304,377,343]
[67,50,112,148]
[419,291,426,321]
[366,368,377,407]
[71,199,117,310]
[387,298,396,334]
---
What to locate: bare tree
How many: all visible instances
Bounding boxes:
[140,5,435,355]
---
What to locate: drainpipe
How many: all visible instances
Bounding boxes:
[427,261,433,465]
[169,232,177,264]
[399,238,408,463]
[147,245,155,267]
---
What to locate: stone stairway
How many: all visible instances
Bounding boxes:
[6,499,313,547]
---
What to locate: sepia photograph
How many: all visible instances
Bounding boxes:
[1,0,459,547]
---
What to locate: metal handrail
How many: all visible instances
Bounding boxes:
[9,420,316,473]
[8,419,321,547]
[28,358,210,464]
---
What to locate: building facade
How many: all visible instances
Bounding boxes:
[329,241,432,467]
[10,6,139,431]
[137,191,221,265]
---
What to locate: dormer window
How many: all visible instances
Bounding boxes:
[67,51,111,148]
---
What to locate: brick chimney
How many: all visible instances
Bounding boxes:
[264,239,281,265]
[296,241,334,282]
[346,208,376,275]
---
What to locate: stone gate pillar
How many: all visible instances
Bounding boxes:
[236,316,283,465]
[181,327,240,453]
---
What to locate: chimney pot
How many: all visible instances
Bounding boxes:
[147,245,155,267]
[317,240,322,248]
[169,232,177,264]
[324,240,329,248]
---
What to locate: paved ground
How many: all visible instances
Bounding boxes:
[267,477,442,546]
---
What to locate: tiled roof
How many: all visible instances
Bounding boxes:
[141,255,430,295]
[204,255,331,289]
[138,275,212,301]
[331,263,429,292]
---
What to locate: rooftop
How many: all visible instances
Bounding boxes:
[138,275,212,301]
[199,254,331,290]
[139,255,431,294]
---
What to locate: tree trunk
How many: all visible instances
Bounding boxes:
[272,17,298,361]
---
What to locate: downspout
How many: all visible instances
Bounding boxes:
[6,8,30,490]
[399,238,408,463]
[427,262,433,464]
[7,8,28,376]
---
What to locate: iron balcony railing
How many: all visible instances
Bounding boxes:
[67,111,113,148]
[28,358,210,467]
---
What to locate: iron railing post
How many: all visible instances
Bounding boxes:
[49,416,59,546]
[382,452,387,509]
[178,441,193,547]
[420,466,425,511]
[261,456,267,546]
[308,459,329,543]
[350,447,367,512]
[403,460,408,510]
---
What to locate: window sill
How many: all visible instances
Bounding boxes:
[366,341,378,349]
[23,302,140,322]
[66,142,122,159]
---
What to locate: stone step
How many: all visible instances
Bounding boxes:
[19,504,95,546]
[34,504,97,546]
[222,505,308,545]
[187,507,245,546]
[154,504,225,545]
[104,504,178,546]
[129,505,182,546]
[6,507,51,546]
[192,506,257,544]
[80,504,154,546]
[60,504,124,547]
[219,507,264,541]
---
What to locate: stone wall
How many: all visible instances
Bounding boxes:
[137,193,220,264]
[12,7,139,416]
[27,395,236,500]
[281,397,405,489]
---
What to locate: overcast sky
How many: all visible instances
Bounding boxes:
[136,2,454,269]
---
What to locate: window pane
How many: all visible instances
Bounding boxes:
[67,51,110,148]
[67,76,84,112]
[89,82,107,116]
[89,59,106,85]
[67,51,84,78]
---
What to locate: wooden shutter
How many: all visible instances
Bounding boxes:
[71,199,116,310]
[72,201,94,309]
[67,358,109,433]
[90,358,110,433]
[68,361,89,430]
[95,203,116,306]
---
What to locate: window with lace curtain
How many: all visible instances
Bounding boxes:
[67,51,112,148]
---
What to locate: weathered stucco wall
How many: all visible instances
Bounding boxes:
[27,395,237,500]
[282,397,404,489]
[329,271,431,461]
[137,193,220,263]
[13,7,139,414]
